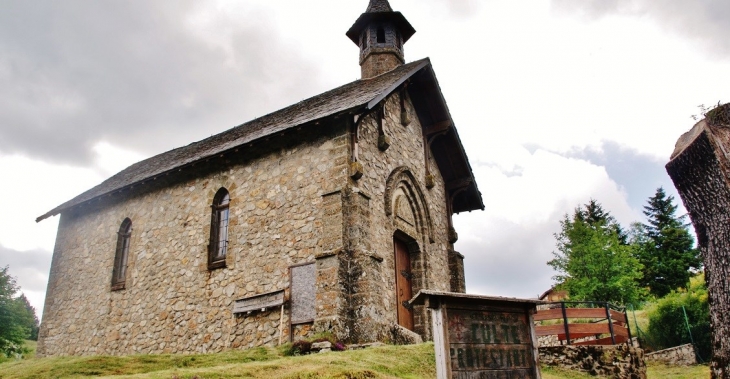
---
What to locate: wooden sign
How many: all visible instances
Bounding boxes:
[410,291,542,379]
[233,290,285,314]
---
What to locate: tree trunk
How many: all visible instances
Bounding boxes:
[667,115,730,379]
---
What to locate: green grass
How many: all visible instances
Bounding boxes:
[0,342,710,379]
[540,366,594,379]
[541,362,710,379]
[0,343,435,379]
[647,362,710,379]
[627,306,650,342]
[23,340,37,359]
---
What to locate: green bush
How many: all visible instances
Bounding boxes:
[645,273,711,360]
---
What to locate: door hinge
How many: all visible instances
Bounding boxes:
[402,300,414,310]
[400,270,414,280]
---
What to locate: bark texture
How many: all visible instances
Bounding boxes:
[666,110,730,379]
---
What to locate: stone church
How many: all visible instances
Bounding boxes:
[36,0,483,356]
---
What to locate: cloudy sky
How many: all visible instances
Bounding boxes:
[1,0,728,319]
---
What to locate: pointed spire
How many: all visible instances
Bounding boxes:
[366,0,393,13]
[347,0,416,78]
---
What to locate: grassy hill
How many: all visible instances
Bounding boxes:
[0,341,709,379]
[0,343,434,379]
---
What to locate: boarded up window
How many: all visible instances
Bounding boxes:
[290,262,316,324]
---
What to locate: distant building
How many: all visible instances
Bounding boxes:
[538,286,568,302]
[36,0,483,356]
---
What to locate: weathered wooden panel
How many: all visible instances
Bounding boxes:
[532,308,563,322]
[612,324,629,338]
[233,290,285,314]
[290,262,316,324]
[447,308,536,378]
[452,369,534,379]
[609,310,627,324]
[534,307,626,323]
[535,323,611,336]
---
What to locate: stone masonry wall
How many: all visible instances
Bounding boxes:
[38,124,349,356]
[540,345,647,379]
[353,91,453,341]
[37,88,459,355]
[645,344,697,366]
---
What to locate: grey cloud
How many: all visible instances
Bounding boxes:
[0,245,52,294]
[561,141,681,211]
[458,217,559,299]
[550,0,730,59]
[0,1,323,165]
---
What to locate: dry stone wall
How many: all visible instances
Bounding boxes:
[539,345,647,379]
[38,125,349,356]
[645,344,697,366]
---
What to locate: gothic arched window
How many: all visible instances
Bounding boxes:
[111,218,132,290]
[208,188,230,269]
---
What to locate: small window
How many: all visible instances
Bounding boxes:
[111,218,132,290]
[209,188,230,269]
[377,27,386,44]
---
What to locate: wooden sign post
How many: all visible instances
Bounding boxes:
[410,291,542,379]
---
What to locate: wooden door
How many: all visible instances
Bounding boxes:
[394,238,414,330]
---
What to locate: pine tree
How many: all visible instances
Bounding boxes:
[576,199,628,244]
[637,188,701,297]
[548,200,644,305]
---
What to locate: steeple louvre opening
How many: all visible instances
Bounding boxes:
[347,0,416,79]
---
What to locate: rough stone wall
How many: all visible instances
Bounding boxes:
[37,86,459,356]
[645,344,697,366]
[448,250,466,293]
[539,345,647,379]
[361,54,402,79]
[666,118,730,378]
[354,91,453,341]
[37,125,349,356]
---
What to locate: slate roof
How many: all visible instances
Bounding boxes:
[38,58,484,222]
[346,0,415,45]
[37,60,425,221]
[366,0,393,13]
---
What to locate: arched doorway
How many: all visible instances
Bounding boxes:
[393,236,414,330]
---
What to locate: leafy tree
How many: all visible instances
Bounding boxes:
[548,200,645,305]
[0,266,35,356]
[646,273,710,360]
[14,294,39,341]
[637,187,701,297]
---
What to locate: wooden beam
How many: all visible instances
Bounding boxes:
[424,120,452,136]
[535,323,611,336]
[446,178,472,191]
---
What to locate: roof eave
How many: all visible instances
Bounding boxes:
[346,12,416,45]
[409,63,484,213]
[35,105,369,223]
[36,60,435,223]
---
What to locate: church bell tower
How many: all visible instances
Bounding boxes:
[346,0,416,79]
